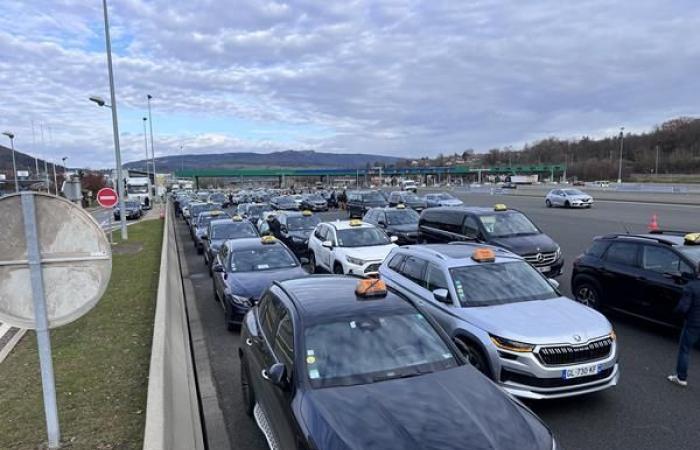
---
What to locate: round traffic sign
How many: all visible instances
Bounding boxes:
[96,187,119,208]
[0,193,112,329]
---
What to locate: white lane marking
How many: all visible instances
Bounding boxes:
[0,328,26,365]
[0,323,10,340]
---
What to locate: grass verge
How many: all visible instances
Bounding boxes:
[0,219,163,449]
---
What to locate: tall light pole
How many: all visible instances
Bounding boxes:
[617,127,624,184]
[2,131,19,192]
[94,0,127,240]
[146,94,157,199]
[142,117,152,204]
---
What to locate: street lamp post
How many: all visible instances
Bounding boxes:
[2,131,19,192]
[142,117,152,205]
[93,0,127,240]
[617,127,624,184]
[146,95,157,200]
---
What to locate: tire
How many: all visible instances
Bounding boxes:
[573,277,602,309]
[309,252,318,274]
[197,245,203,255]
[240,357,255,417]
[565,200,570,208]
[545,199,552,208]
[224,301,238,332]
[333,262,344,274]
[454,338,491,377]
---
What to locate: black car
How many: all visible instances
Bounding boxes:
[419,204,564,276]
[203,217,259,272]
[243,203,270,224]
[113,201,142,220]
[270,210,321,258]
[572,231,700,327]
[239,276,556,450]
[212,236,306,330]
[300,194,328,212]
[346,190,388,218]
[387,191,427,211]
[363,206,420,244]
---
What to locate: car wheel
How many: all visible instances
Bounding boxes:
[454,338,491,377]
[240,357,255,417]
[309,252,318,274]
[333,262,344,274]
[574,279,601,309]
[545,199,552,208]
[564,200,570,208]
[224,301,238,332]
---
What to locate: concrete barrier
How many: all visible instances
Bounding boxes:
[143,202,204,450]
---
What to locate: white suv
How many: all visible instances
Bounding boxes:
[308,219,398,276]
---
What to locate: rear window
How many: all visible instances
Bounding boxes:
[586,240,609,258]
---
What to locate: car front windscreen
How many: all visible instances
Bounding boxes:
[437,193,455,200]
[229,247,298,272]
[304,311,458,388]
[478,211,539,238]
[679,246,700,267]
[337,227,390,247]
[450,261,557,306]
[386,210,419,225]
[362,193,385,202]
[562,189,585,196]
[212,223,258,239]
[287,216,321,230]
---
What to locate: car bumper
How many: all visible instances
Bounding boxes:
[345,260,383,276]
[226,298,251,325]
[531,257,564,278]
[570,200,594,207]
[494,340,619,400]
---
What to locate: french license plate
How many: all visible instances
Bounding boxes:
[563,364,600,379]
[538,266,550,273]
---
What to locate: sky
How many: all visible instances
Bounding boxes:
[1,0,700,169]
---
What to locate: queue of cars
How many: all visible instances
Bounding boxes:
[172,186,699,450]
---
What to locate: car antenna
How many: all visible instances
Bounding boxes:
[620,222,631,235]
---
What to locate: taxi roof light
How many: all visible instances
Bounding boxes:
[232,215,243,221]
[261,236,277,244]
[349,219,363,227]
[302,209,313,216]
[494,204,508,211]
[685,233,700,245]
[355,278,387,298]
[472,247,496,263]
[396,203,406,209]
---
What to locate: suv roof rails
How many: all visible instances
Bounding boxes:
[401,245,446,260]
[602,232,677,246]
[648,229,691,236]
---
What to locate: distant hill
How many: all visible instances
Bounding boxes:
[124,150,404,172]
[0,145,64,177]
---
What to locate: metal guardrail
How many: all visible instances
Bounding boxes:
[143,202,204,450]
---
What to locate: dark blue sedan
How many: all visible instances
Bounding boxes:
[212,236,306,331]
[239,276,556,450]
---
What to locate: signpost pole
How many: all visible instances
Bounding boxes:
[109,210,113,244]
[20,192,61,449]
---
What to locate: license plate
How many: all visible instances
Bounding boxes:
[563,364,600,379]
[538,266,550,273]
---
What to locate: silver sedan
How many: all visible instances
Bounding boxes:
[545,188,593,208]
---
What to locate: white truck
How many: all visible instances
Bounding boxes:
[509,175,538,185]
[400,179,418,192]
[126,177,152,209]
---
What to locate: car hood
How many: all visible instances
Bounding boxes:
[439,199,463,206]
[488,233,557,256]
[567,194,592,201]
[457,297,612,345]
[340,244,397,262]
[300,367,551,450]
[387,224,418,234]
[227,267,306,299]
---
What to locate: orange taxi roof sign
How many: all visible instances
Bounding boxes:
[355,278,387,297]
[472,247,496,262]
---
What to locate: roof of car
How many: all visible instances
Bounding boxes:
[275,276,417,323]
[223,237,286,251]
[600,232,687,246]
[328,219,375,230]
[393,243,521,267]
[209,218,254,227]
[424,206,520,215]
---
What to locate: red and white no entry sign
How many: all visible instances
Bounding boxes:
[96,187,119,208]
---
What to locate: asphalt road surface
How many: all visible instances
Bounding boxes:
[176,194,700,450]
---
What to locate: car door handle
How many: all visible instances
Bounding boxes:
[245,338,253,346]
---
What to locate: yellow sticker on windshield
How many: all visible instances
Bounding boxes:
[306,356,316,364]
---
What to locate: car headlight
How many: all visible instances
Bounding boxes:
[552,437,557,450]
[346,256,365,266]
[228,294,251,307]
[490,335,535,353]
[555,246,561,260]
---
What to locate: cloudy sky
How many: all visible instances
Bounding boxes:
[1,0,699,168]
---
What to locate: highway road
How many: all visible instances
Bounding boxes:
[175,193,700,450]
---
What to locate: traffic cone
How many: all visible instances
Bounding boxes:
[648,214,659,232]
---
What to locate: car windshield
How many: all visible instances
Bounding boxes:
[211,222,258,239]
[337,227,390,247]
[386,210,419,225]
[450,261,557,306]
[198,213,228,228]
[287,215,321,230]
[562,189,585,196]
[402,193,421,202]
[304,311,458,388]
[437,193,455,200]
[127,185,148,194]
[362,192,385,202]
[125,201,140,208]
[247,205,267,216]
[478,211,539,237]
[229,246,297,272]
[679,246,700,266]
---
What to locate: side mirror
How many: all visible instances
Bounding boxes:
[548,278,560,290]
[213,264,225,273]
[390,235,399,243]
[433,288,450,304]
[322,240,333,249]
[262,363,288,389]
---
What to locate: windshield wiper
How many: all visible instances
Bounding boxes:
[372,369,428,382]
